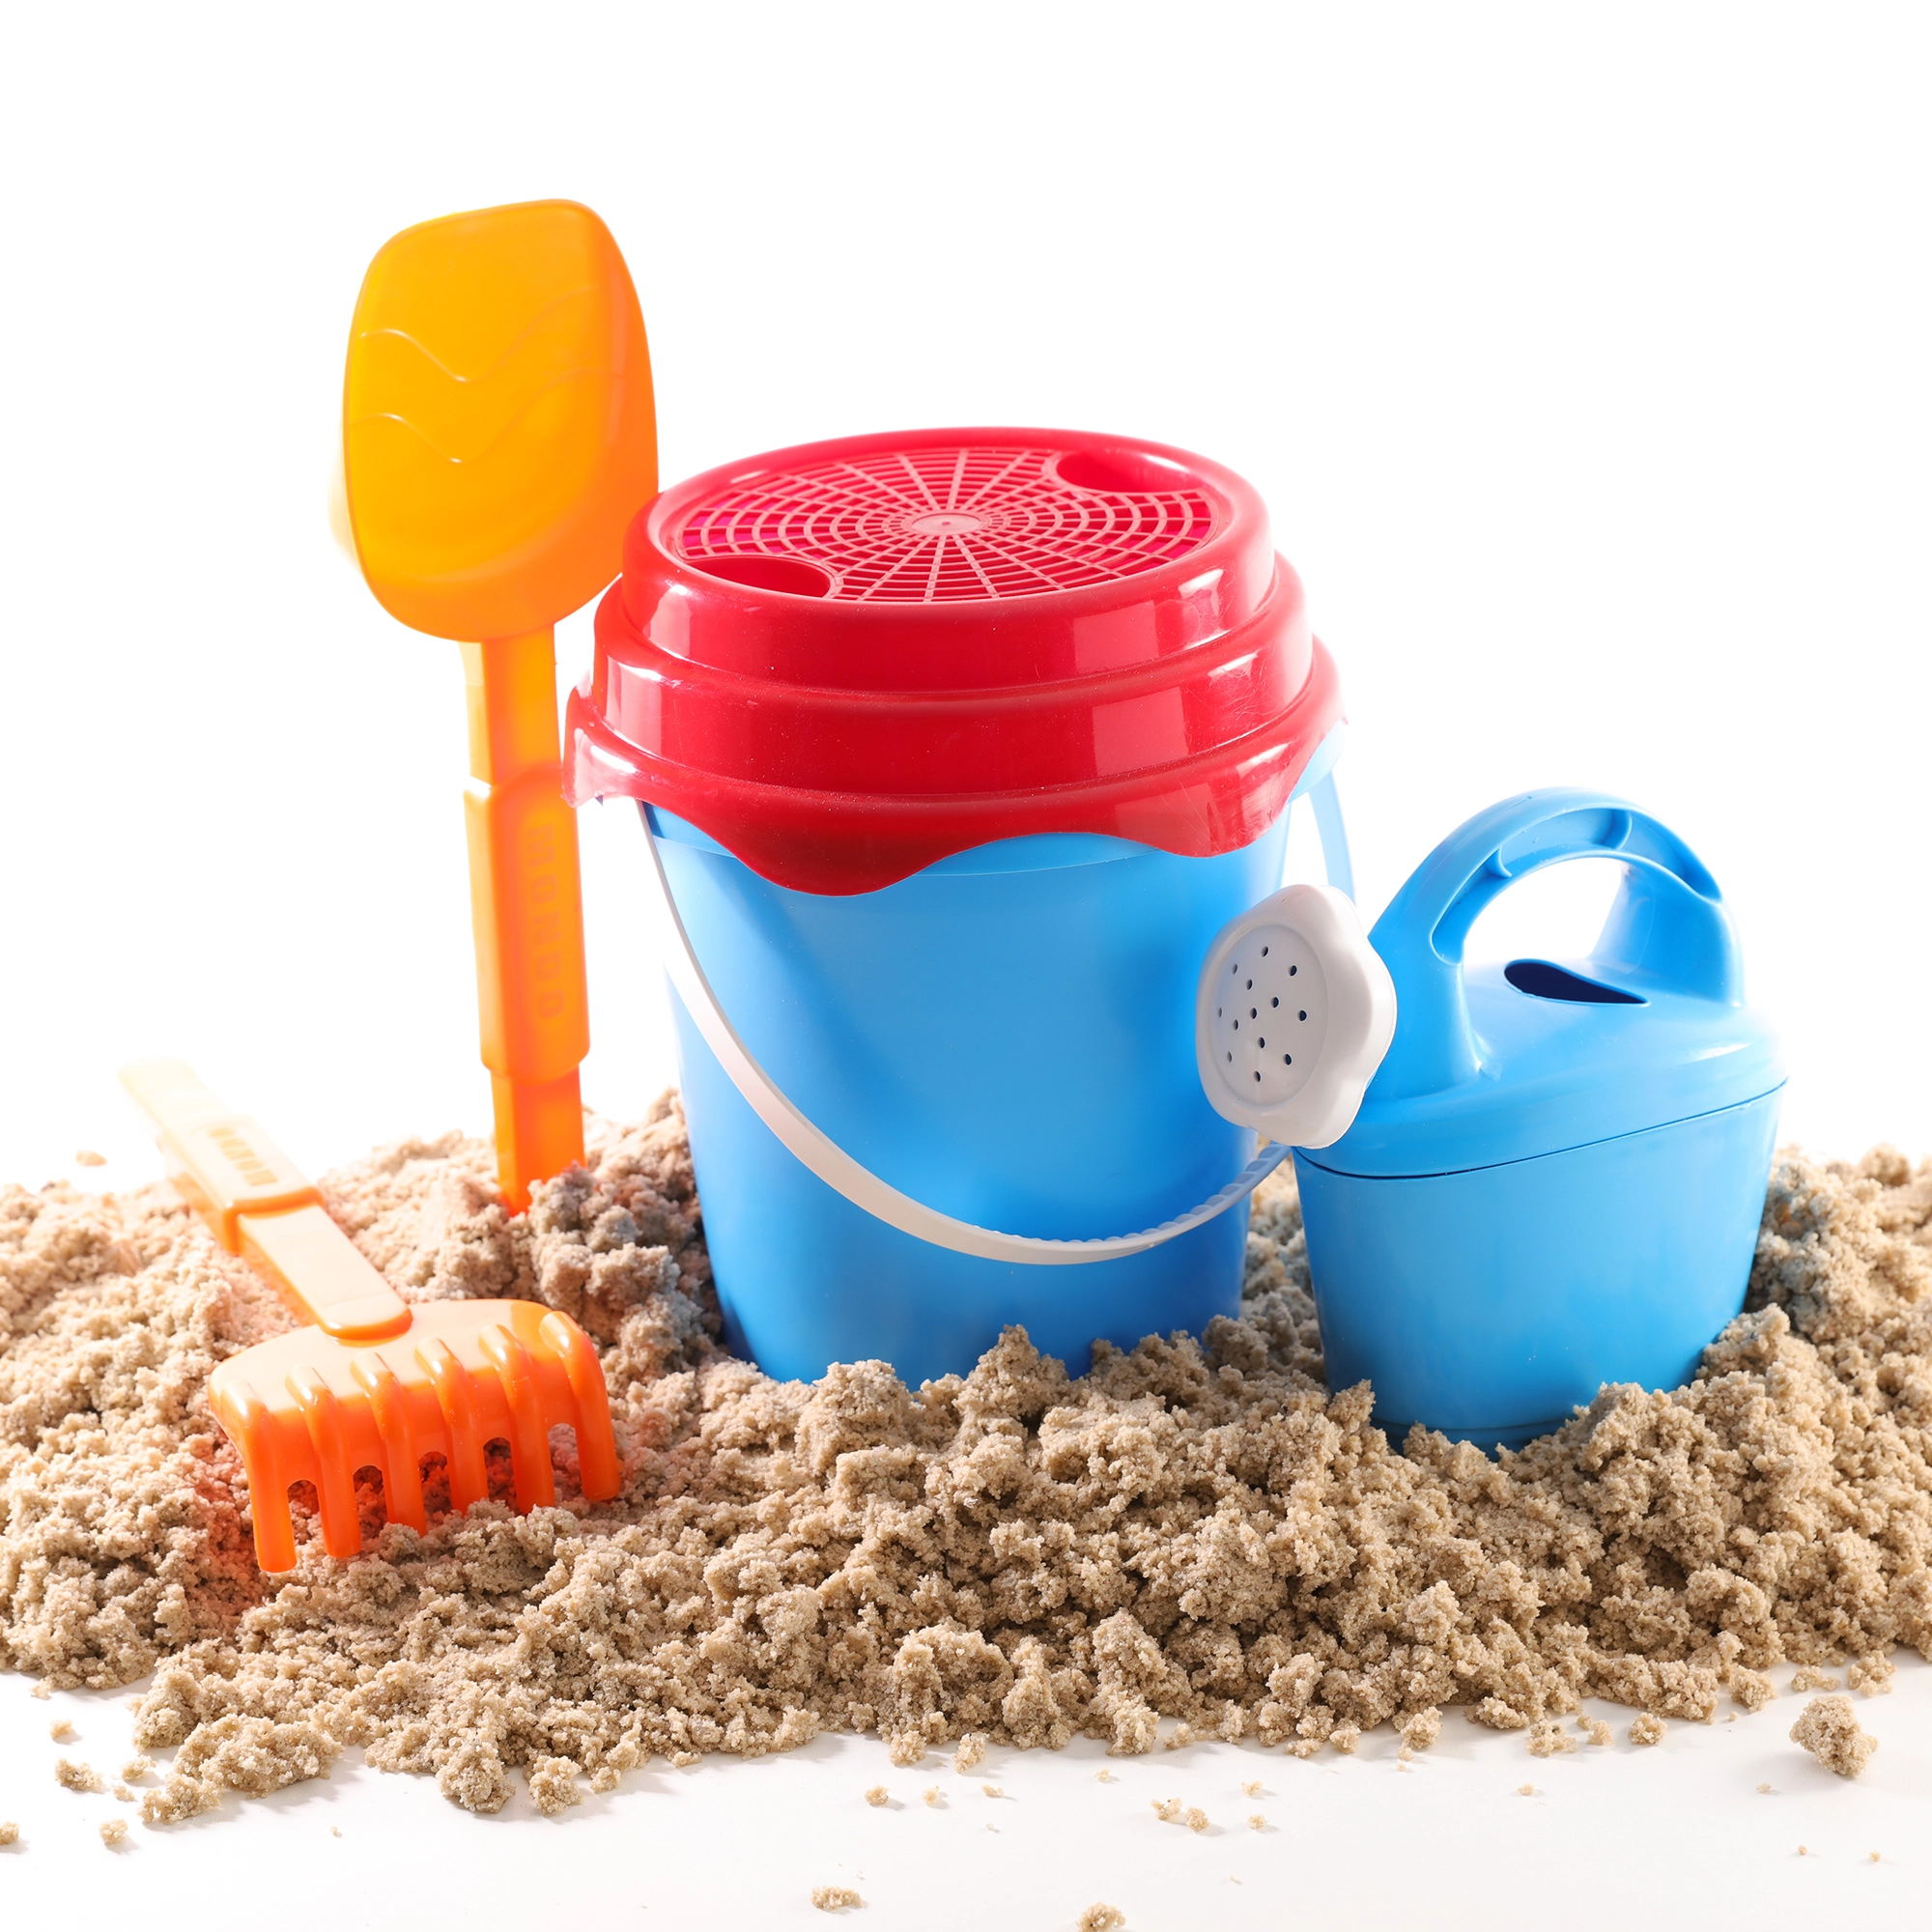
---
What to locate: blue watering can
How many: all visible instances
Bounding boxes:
[1293,789,1784,1449]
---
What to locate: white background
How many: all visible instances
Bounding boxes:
[1,4,1927,1925]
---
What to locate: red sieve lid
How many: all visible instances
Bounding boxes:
[566,426,1343,894]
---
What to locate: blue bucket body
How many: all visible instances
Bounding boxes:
[1294,1090,1781,1449]
[650,810,1289,1386]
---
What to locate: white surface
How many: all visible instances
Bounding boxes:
[2,1661,1924,1931]
[0,3,1927,1196]
[2,2,1929,1924]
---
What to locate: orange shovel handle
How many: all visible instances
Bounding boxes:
[339,201,649,1215]
[460,630,590,1208]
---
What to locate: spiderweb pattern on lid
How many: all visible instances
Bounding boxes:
[672,444,1220,603]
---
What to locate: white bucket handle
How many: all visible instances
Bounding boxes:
[641,764,1376,1265]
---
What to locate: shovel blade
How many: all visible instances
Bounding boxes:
[342,199,657,639]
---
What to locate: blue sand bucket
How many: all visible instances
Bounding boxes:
[651,804,1317,1386]
[569,429,1360,1386]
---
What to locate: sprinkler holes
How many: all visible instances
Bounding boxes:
[1217,934,1317,1101]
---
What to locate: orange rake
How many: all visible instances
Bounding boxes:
[122,1058,619,1571]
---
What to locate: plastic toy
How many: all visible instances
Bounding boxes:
[642,867,1392,1272]
[120,1059,619,1571]
[1195,881,1398,1150]
[568,429,1392,1384]
[340,199,657,1210]
[1293,791,1784,1449]
[117,189,1791,1573]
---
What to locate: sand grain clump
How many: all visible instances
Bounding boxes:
[1398,1708,1441,1751]
[1790,1694,1878,1777]
[1847,1654,1894,1694]
[2,1105,1930,1821]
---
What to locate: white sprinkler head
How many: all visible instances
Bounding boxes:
[1195,883,1397,1148]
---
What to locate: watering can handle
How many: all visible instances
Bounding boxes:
[1367,788,1745,1102]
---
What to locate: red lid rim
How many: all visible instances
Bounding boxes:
[573,424,1338,892]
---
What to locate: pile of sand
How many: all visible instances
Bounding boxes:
[1,1097,1926,1820]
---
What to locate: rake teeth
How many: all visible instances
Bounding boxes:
[287,1364,363,1559]
[417,1335,489,1512]
[480,1321,556,1512]
[217,1374,298,1575]
[209,1300,616,1571]
[351,1349,427,1533]
[539,1310,621,1499]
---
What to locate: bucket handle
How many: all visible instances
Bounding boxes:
[638,761,1356,1267]
[640,824,1300,1264]
[1367,788,1744,1102]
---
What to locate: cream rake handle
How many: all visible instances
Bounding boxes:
[118,1057,410,1339]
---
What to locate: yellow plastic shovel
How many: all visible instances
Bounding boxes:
[340,200,657,1208]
